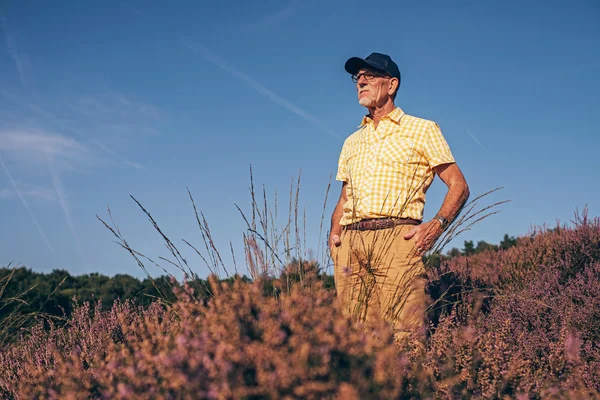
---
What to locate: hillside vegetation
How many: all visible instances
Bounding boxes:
[0,211,598,399]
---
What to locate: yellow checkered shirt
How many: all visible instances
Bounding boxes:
[336,107,455,226]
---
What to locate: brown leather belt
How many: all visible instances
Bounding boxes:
[344,217,421,231]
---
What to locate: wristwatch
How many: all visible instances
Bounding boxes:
[433,215,449,230]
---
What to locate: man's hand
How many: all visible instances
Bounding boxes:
[403,220,443,256]
[329,233,342,251]
[329,182,347,254]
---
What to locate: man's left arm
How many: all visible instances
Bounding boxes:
[403,121,470,254]
[431,162,470,227]
[404,162,470,255]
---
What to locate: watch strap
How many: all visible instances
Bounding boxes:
[434,215,449,229]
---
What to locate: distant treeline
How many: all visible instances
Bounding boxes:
[0,267,181,321]
[446,234,518,257]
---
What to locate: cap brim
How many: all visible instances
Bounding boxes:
[344,57,387,75]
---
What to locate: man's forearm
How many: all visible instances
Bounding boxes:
[435,182,470,225]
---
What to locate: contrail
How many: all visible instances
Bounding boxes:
[0,156,54,252]
[0,89,148,171]
[0,11,27,89]
[183,40,343,141]
[30,102,149,172]
[247,0,297,30]
[466,128,486,151]
[89,138,145,170]
[45,148,87,268]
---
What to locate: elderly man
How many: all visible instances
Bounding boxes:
[329,52,470,343]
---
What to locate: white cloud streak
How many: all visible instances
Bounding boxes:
[466,128,486,151]
[30,102,149,170]
[0,89,147,171]
[0,185,56,201]
[89,138,145,170]
[0,12,28,90]
[183,40,343,141]
[0,130,86,161]
[68,92,162,121]
[46,149,85,265]
[0,156,54,252]
[247,0,297,30]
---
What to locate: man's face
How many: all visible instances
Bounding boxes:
[354,68,395,108]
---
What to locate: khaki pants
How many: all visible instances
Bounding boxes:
[331,224,429,343]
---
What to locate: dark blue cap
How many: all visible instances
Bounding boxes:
[345,52,401,84]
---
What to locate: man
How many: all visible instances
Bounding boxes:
[329,52,470,343]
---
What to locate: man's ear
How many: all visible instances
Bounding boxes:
[388,78,399,96]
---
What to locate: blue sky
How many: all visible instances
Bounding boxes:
[1,0,598,280]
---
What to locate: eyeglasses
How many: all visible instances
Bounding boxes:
[351,71,391,83]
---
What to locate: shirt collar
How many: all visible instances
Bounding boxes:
[358,107,405,128]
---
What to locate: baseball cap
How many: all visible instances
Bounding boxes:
[344,52,401,83]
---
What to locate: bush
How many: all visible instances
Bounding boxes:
[424,209,600,398]
[0,277,424,399]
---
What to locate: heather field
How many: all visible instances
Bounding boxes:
[1,203,600,399]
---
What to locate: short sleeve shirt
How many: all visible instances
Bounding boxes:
[336,107,455,225]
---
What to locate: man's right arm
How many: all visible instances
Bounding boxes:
[329,181,348,249]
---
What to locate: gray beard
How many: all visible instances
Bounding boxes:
[359,97,375,107]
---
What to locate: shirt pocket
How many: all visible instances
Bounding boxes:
[344,149,362,181]
[377,138,417,171]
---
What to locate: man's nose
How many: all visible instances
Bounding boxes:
[356,81,369,91]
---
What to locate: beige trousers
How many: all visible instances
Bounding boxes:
[331,224,429,343]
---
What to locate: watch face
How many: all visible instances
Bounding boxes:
[436,216,447,227]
